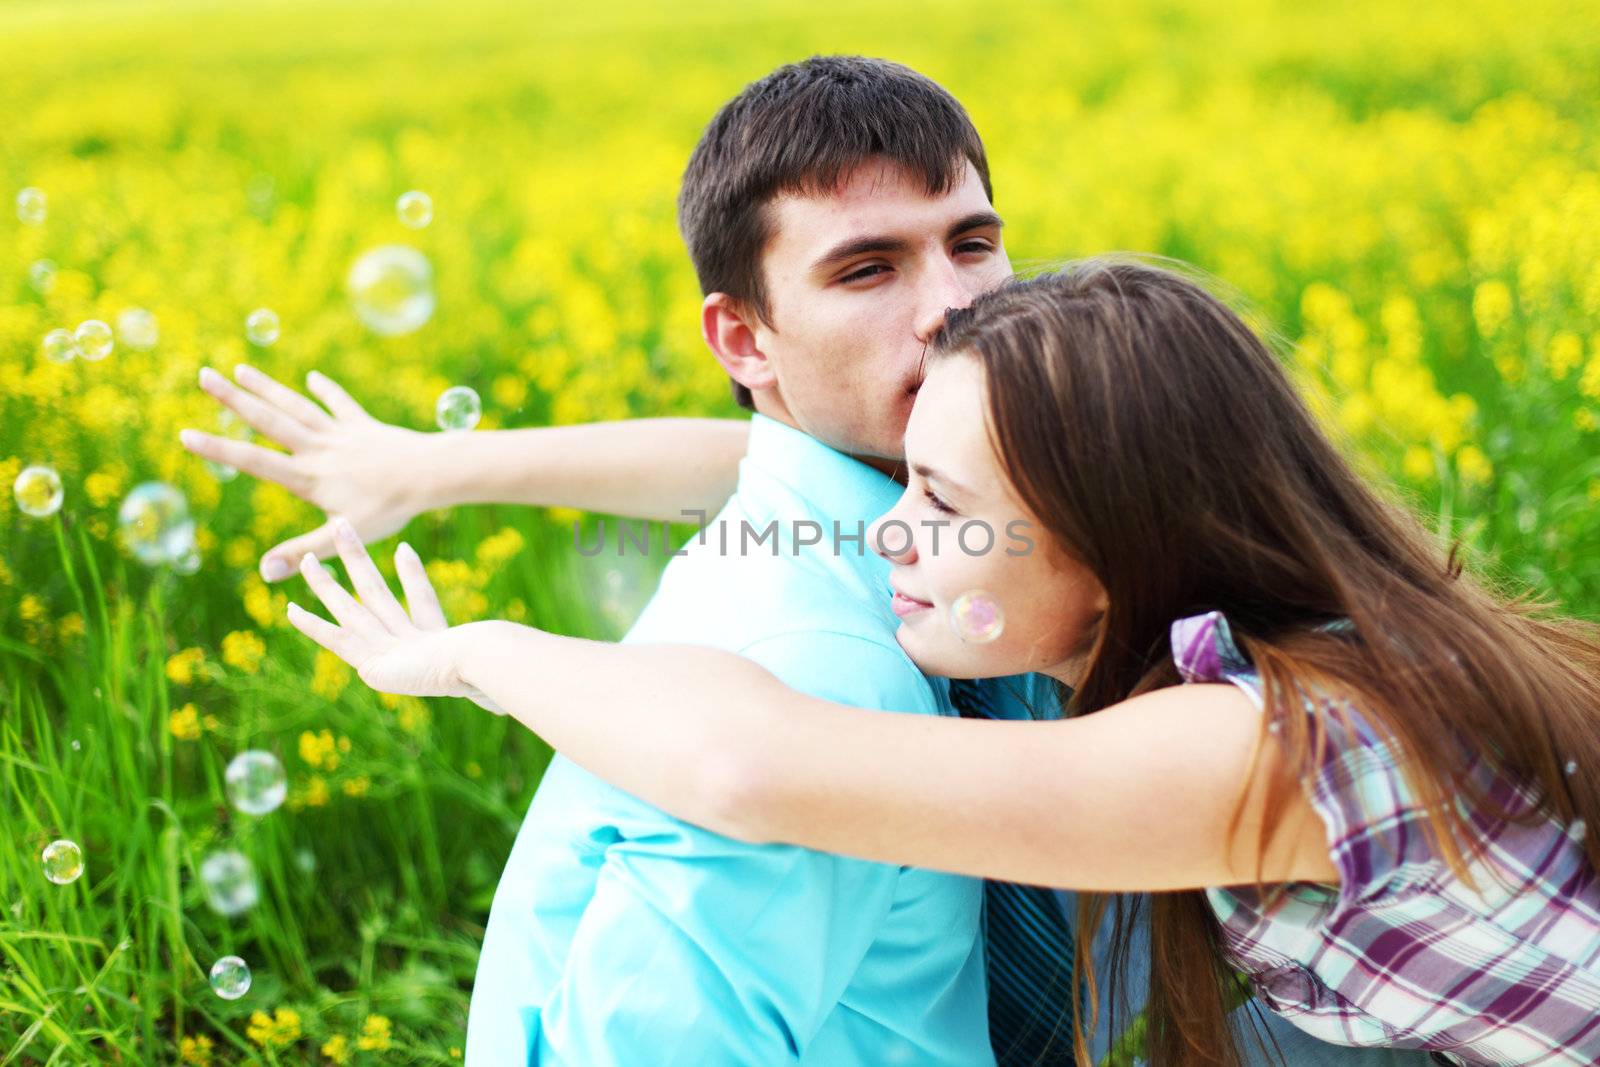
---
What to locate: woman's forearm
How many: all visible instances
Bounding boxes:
[403,418,750,522]
[450,622,1336,892]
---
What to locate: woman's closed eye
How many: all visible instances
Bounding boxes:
[924,488,957,515]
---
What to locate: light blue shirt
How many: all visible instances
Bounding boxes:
[465,413,993,1067]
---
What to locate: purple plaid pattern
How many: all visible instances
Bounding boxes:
[1170,610,1600,1066]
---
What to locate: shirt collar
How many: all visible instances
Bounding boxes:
[741,412,907,525]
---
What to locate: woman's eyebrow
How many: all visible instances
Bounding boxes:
[910,462,973,499]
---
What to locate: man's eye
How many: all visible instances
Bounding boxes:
[841,264,889,284]
[924,489,957,515]
[955,241,992,256]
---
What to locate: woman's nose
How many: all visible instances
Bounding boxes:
[868,502,919,565]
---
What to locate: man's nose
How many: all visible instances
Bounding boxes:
[912,257,973,344]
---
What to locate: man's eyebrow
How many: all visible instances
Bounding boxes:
[911,461,973,498]
[808,211,1005,276]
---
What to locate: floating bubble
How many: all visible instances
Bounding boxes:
[173,545,202,576]
[41,329,78,365]
[1567,759,1579,776]
[435,385,481,431]
[71,739,82,751]
[225,750,287,816]
[115,308,159,351]
[347,245,434,336]
[13,465,63,518]
[202,408,252,482]
[117,482,195,566]
[396,190,433,229]
[293,848,316,874]
[16,187,46,226]
[949,590,1005,644]
[199,849,259,916]
[42,839,84,884]
[245,308,280,346]
[27,259,56,294]
[209,955,252,1000]
[246,174,275,217]
[75,320,114,362]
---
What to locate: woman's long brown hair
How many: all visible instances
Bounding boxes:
[929,256,1600,1066]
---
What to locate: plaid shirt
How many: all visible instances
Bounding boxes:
[1170,610,1600,1066]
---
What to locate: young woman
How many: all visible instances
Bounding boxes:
[288,258,1600,1066]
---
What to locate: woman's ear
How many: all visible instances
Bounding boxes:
[702,293,777,395]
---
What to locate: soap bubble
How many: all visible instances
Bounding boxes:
[13,465,63,518]
[209,955,252,1000]
[27,259,57,294]
[71,739,81,751]
[293,848,316,874]
[225,750,287,816]
[435,386,481,431]
[1567,759,1579,776]
[949,590,1005,644]
[173,545,202,576]
[245,308,280,346]
[199,849,259,916]
[117,482,195,566]
[42,839,84,884]
[347,245,434,336]
[115,308,159,351]
[75,320,114,362]
[202,408,252,482]
[396,190,433,229]
[16,187,46,226]
[41,329,77,364]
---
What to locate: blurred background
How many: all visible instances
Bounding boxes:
[4,0,1599,1061]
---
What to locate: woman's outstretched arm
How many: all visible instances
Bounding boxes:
[453,622,1339,893]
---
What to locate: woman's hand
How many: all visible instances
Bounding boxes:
[180,364,434,584]
[284,515,507,716]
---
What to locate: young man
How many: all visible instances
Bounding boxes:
[184,55,1431,1067]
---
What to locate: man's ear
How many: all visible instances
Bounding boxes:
[702,293,778,395]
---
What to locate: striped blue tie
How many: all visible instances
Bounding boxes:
[948,677,1079,1066]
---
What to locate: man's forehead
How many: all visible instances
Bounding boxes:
[769,158,992,240]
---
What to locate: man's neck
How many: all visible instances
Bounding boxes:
[751,400,909,486]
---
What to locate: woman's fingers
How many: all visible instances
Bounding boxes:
[329,517,413,633]
[198,366,316,451]
[233,363,336,432]
[304,370,371,422]
[394,541,449,630]
[298,551,384,639]
[178,429,312,497]
[285,601,356,660]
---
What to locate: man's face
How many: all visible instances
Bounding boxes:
[733,156,1011,469]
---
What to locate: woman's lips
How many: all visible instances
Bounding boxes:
[890,591,934,618]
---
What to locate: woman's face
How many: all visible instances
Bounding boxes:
[869,354,1108,684]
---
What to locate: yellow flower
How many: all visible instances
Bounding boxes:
[203,714,222,733]
[19,595,46,623]
[166,646,205,686]
[221,631,266,674]
[178,1033,214,1065]
[303,775,329,807]
[1581,349,1600,400]
[245,1008,302,1048]
[169,703,202,742]
[1401,445,1435,482]
[321,1034,351,1064]
[342,775,370,798]
[311,648,351,701]
[450,1048,462,1060]
[465,761,483,779]
[356,1014,392,1052]
[1577,409,1598,433]
[1547,331,1584,380]
[1456,445,1494,486]
[475,525,526,570]
[1472,279,1513,338]
[298,729,341,770]
[57,613,85,642]
[84,469,124,508]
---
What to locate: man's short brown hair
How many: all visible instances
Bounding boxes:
[677,55,994,410]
